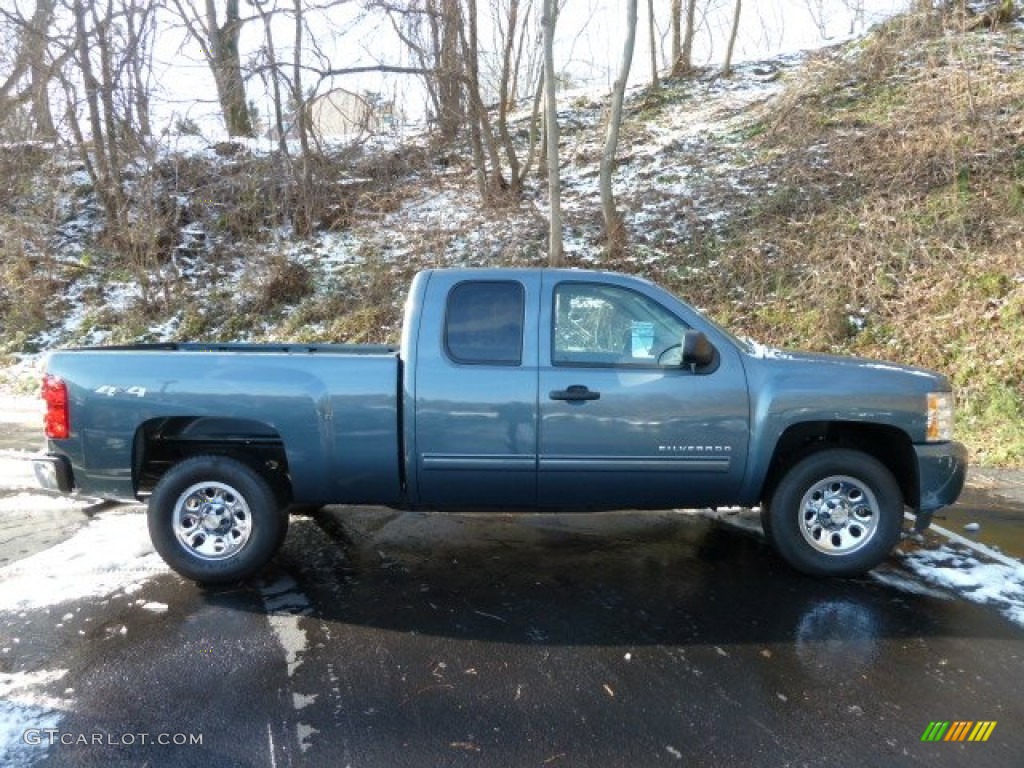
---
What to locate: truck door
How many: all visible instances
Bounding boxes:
[412,272,539,508]
[538,275,749,510]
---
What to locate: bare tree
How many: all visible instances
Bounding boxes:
[290,0,318,233]
[600,0,637,256]
[0,0,64,139]
[844,0,865,34]
[723,0,742,76]
[460,0,509,200]
[670,0,697,76]
[373,1,464,141]
[541,0,562,265]
[803,0,829,38]
[463,0,546,200]
[123,1,155,140]
[252,0,288,153]
[170,0,254,137]
[647,0,659,88]
[495,0,526,190]
[372,0,541,203]
[70,0,120,218]
[61,0,166,300]
[390,0,464,141]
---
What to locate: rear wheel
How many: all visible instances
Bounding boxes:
[766,449,903,577]
[148,455,287,584]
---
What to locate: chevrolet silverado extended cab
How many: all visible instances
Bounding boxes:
[34,268,967,583]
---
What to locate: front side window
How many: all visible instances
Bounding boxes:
[553,283,689,367]
[445,281,525,365]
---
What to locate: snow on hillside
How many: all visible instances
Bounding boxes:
[0,53,805,398]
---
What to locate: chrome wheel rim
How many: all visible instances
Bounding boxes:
[798,475,880,556]
[173,481,252,561]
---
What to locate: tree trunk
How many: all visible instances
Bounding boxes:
[256,3,287,155]
[125,2,154,142]
[670,0,697,76]
[292,0,316,235]
[175,0,252,137]
[27,0,57,138]
[542,0,562,266]
[462,0,507,200]
[436,0,462,142]
[682,0,696,71]
[522,69,545,181]
[723,0,742,77]
[92,2,124,194]
[647,0,660,89]
[671,0,680,74]
[170,0,253,137]
[600,0,638,257]
[0,0,59,139]
[72,0,114,217]
[496,0,523,191]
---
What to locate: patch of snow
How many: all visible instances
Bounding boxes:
[260,575,319,754]
[0,494,86,514]
[260,576,313,678]
[297,722,319,754]
[0,396,42,426]
[0,510,169,612]
[745,341,795,359]
[900,545,1024,628]
[0,668,69,768]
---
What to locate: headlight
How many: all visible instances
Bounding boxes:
[926,392,954,442]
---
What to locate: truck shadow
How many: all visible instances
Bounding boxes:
[208,506,1023,650]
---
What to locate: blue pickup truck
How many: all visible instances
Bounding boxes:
[34,268,966,583]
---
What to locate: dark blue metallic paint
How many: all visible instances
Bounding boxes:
[37,268,966,523]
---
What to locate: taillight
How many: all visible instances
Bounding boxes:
[42,375,70,439]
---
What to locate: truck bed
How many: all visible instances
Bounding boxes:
[43,346,404,505]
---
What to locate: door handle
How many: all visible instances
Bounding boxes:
[549,385,601,402]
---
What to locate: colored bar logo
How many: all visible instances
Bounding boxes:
[921,721,996,742]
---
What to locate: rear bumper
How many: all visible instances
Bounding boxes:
[32,454,74,494]
[915,440,967,514]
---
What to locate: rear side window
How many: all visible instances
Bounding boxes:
[445,281,525,365]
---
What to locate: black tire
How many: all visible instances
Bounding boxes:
[765,449,903,577]
[759,505,776,547]
[148,455,287,584]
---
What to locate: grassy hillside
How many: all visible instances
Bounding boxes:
[684,11,1024,464]
[0,7,1021,464]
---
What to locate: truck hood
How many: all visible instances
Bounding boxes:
[744,343,951,391]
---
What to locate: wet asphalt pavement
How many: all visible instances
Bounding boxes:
[1,410,1023,767]
[0,505,1018,767]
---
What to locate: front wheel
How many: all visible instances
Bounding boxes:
[148,455,287,584]
[765,449,903,577]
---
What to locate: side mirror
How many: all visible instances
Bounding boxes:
[682,331,715,368]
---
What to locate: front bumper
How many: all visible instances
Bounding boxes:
[914,440,968,524]
[32,454,74,494]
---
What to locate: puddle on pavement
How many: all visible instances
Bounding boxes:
[0,488,92,566]
[938,470,1024,560]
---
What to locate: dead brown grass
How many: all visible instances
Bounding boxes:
[701,9,1024,463]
